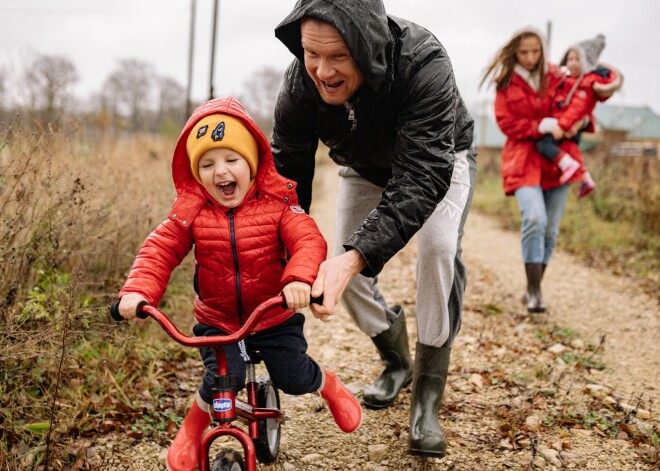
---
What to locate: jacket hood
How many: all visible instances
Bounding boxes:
[170,97,298,220]
[561,34,606,74]
[274,0,391,92]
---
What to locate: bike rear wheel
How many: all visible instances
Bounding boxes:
[211,449,245,471]
[254,375,281,463]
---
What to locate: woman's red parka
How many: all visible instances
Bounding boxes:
[119,97,327,333]
[494,65,584,195]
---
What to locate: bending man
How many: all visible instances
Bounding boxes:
[271,0,476,457]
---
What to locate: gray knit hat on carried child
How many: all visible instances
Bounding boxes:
[561,34,606,74]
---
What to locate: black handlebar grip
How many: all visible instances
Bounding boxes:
[136,300,149,319]
[109,299,149,321]
[109,300,124,322]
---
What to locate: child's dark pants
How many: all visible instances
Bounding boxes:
[536,134,562,160]
[536,129,585,160]
[194,313,323,405]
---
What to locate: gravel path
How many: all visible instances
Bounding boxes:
[91,162,658,470]
[462,212,659,409]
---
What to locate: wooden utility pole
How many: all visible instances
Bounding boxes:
[208,0,220,100]
[185,0,196,118]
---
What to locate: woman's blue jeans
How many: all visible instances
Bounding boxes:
[514,184,570,264]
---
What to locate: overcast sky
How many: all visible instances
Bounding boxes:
[2,0,659,116]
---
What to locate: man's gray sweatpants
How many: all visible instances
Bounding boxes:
[334,149,476,348]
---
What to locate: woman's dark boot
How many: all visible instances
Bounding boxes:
[521,264,546,305]
[363,306,413,409]
[408,343,451,457]
[525,263,546,313]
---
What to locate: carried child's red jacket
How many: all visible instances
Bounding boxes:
[550,67,623,132]
[119,97,327,333]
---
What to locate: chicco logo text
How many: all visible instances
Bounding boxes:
[213,398,233,412]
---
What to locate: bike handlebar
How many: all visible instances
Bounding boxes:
[109,294,323,348]
[109,300,149,321]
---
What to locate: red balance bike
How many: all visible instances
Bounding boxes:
[110,295,313,471]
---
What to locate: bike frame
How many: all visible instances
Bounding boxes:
[138,296,287,471]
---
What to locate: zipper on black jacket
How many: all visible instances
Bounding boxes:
[227,209,244,325]
[344,101,357,132]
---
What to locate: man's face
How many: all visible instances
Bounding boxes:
[300,18,365,105]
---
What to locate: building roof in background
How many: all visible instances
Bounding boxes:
[629,115,660,140]
[594,105,660,139]
[594,104,657,131]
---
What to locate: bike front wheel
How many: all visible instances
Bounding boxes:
[211,449,245,471]
[254,375,281,464]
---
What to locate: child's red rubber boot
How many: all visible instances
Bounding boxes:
[319,368,363,433]
[578,171,596,198]
[557,153,581,185]
[167,393,211,471]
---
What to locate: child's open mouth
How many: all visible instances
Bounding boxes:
[218,181,237,197]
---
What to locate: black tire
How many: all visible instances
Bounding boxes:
[253,375,281,464]
[211,449,245,471]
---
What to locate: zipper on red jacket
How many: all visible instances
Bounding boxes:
[227,209,244,325]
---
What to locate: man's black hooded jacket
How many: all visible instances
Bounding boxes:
[272,0,475,277]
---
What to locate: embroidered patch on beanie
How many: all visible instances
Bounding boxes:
[211,122,225,141]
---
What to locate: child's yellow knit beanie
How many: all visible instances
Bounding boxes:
[186,114,259,183]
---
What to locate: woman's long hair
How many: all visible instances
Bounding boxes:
[480,28,547,94]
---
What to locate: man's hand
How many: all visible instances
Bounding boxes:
[282,281,311,310]
[310,249,366,321]
[118,293,148,320]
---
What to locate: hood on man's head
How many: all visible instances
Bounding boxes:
[274,0,390,92]
[561,34,606,74]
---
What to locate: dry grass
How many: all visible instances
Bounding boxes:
[0,119,187,469]
[472,147,660,295]
[0,121,175,311]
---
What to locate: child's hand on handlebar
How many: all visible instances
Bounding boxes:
[282,281,311,311]
[119,293,148,320]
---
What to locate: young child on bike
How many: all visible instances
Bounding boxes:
[536,33,623,197]
[116,97,362,471]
